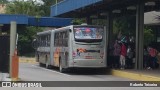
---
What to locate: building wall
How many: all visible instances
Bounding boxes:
[0,4,6,14]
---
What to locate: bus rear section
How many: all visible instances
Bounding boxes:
[70,25,106,68]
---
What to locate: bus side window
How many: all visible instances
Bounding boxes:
[37,36,39,47]
[39,37,42,47]
[54,31,69,47]
[54,32,59,47]
[54,33,57,46]
[48,35,51,46]
[64,31,68,47]
[42,35,45,47]
[62,32,65,46]
[58,33,60,46]
[45,35,47,47]
[59,32,63,46]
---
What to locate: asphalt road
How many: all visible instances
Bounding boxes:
[19,63,131,81]
[3,63,158,90]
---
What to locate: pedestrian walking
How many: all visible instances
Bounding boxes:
[120,42,127,69]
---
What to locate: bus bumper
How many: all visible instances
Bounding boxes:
[68,59,106,68]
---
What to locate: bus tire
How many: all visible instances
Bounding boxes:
[46,61,50,69]
[59,60,65,73]
[37,54,40,62]
[39,63,43,67]
[45,56,51,69]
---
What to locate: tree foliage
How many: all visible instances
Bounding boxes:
[71,18,86,25]
[5,0,60,56]
[5,0,45,56]
[144,27,154,46]
[39,0,56,16]
[0,0,8,4]
[112,18,126,41]
[113,16,154,46]
[18,26,43,55]
[113,16,136,36]
[5,0,44,16]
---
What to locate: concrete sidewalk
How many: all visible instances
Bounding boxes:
[0,73,11,81]
[111,69,160,81]
[18,57,160,81]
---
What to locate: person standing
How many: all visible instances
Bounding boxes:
[143,46,149,69]
[148,46,157,69]
[113,40,121,69]
[126,45,134,69]
[120,42,127,69]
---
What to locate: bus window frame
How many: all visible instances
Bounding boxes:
[73,26,104,42]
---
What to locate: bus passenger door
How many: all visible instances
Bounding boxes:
[53,48,60,67]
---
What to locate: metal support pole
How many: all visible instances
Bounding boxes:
[108,11,113,44]
[9,21,17,76]
[135,1,144,70]
[105,12,110,66]
[105,11,113,67]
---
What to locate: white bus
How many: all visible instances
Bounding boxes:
[34,25,107,72]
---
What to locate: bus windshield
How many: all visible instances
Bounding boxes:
[74,26,103,42]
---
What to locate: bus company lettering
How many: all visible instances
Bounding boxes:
[12,82,42,87]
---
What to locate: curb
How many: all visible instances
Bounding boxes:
[19,59,37,64]
[111,69,160,81]
[12,78,21,81]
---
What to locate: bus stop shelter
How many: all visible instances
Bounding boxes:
[51,0,160,70]
[0,14,72,78]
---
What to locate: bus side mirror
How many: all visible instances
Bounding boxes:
[69,29,72,32]
[32,39,38,49]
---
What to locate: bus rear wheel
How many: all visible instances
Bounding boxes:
[39,63,43,67]
[46,61,50,69]
[59,61,66,73]
[45,56,51,69]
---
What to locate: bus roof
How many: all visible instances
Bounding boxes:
[37,25,103,35]
[37,30,52,35]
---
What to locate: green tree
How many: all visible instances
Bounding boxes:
[71,18,86,25]
[144,27,154,46]
[18,26,43,55]
[5,0,44,16]
[0,0,8,4]
[113,16,129,40]
[40,0,56,16]
[112,15,137,42]
[5,0,44,56]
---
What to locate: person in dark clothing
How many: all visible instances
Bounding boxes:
[148,46,158,69]
[113,40,121,68]
[108,43,114,68]
[143,46,149,69]
[126,45,134,69]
